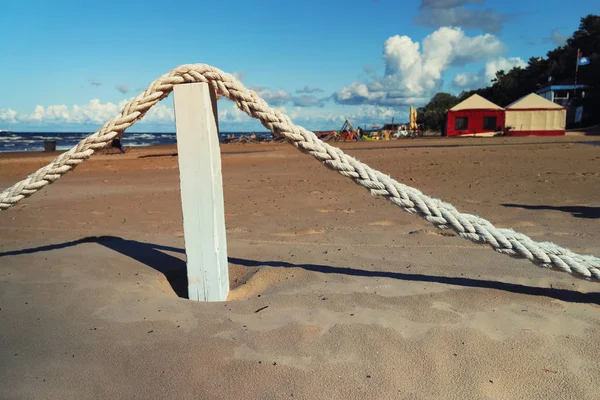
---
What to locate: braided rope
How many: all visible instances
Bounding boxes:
[1,64,599,281]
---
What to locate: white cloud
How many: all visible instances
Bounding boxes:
[334,27,505,107]
[362,65,376,75]
[218,105,250,123]
[296,85,323,94]
[292,95,327,108]
[452,56,526,90]
[484,57,526,80]
[549,28,568,46]
[415,0,509,34]
[348,105,405,126]
[0,98,175,127]
[250,86,328,108]
[0,109,18,124]
[250,86,292,106]
[420,0,483,8]
[453,72,474,87]
[0,95,413,133]
[232,71,246,82]
[116,83,129,94]
[252,104,406,132]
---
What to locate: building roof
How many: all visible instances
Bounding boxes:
[536,84,587,94]
[449,94,503,111]
[506,93,565,110]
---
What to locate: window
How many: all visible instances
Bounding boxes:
[483,116,497,130]
[455,117,468,130]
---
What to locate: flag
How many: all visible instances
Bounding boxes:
[578,51,590,66]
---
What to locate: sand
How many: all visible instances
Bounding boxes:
[1,135,599,399]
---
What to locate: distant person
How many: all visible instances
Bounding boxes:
[111,138,125,154]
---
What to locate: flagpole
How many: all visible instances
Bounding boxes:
[573,48,580,101]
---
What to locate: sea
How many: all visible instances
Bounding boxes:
[0,131,275,153]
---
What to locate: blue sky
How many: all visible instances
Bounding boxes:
[0,0,597,132]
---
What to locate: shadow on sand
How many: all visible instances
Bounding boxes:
[0,236,189,299]
[502,203,600,219]
[1,236,598,304]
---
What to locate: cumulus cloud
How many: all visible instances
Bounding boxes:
[0,98,175,127]
[218,106,250,124]
[334,27,505,107]
[0,109,18,124]
[251,86,329,108]
[420,0,483,8]
[296,85,323,94]
[116,83,129,94]
[548,28,568,46]
[0,96,328,131]
[415,0,509,34]
[251,86,292,106]
[452,56,526,90]
[347,105,404,126]
[232,71,246,82]
[265,104,405,132]
[292,95,328,108]
[362,65,376,75]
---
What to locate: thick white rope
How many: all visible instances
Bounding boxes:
[1,64,599,281]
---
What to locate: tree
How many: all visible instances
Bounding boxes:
[417,92,460,132]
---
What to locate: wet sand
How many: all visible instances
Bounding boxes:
[1,135,599,399]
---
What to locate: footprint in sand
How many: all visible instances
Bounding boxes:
[554,232,591,238]
[496,221,536,228]
[408,229,456,237]
[317,208,355,214]
[226,227,250,233]
[369,220,394,226]
[272,228,325,237]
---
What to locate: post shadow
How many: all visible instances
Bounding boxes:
[96,236,188,298]
[0,236,189,299]
[502,203,600,219]
[1,237,598,304]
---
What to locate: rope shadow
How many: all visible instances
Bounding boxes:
[228,258,600,305]
[138,153,178,158]
[0,236,188,299]
[1,238,598,304]
[502,203,600,219]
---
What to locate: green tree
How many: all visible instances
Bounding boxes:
[417,92,460,132]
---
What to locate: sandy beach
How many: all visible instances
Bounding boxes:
[1,135,599,399]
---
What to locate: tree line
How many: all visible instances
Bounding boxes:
[417,14,600,132]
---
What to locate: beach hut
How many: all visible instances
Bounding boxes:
[505,93,566,136]
[446,94,504,137]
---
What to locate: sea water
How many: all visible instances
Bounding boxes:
[0,131,275,152]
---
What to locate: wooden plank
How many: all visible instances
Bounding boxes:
[173,82,229,301]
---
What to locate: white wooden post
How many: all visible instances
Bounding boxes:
[173,82,229,302]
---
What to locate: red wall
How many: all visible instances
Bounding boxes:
[446,109,505,137]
